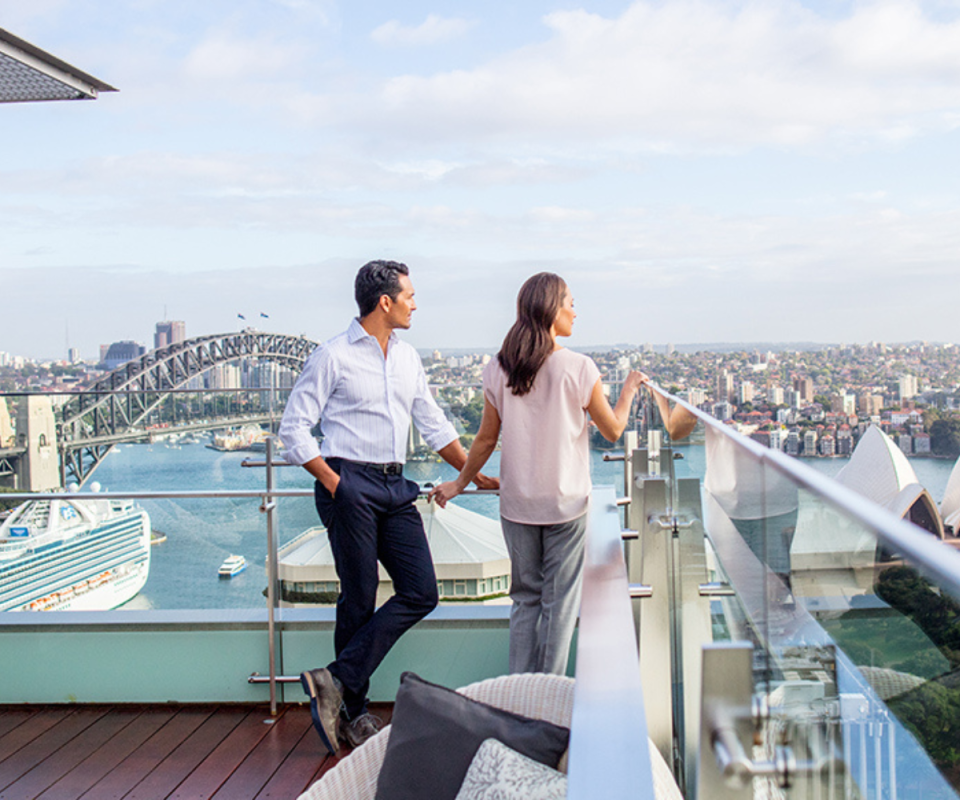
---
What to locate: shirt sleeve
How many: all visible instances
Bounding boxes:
[581,355,602,408]
[279,345,335,465]
[482,358,502,412]
[410,358,458,452]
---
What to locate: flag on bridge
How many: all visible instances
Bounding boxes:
[260,312,269,319]
[237,313,246,320]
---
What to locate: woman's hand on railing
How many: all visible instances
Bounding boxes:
[473,473,500,492]
[648,385,698,441]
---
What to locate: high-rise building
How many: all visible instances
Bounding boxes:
[738,381,755,404]
[155,321,186,350]
[898,375,919,402]
[768,386,784,405]
[716,369,734,403]
[793,377,814,404]
[858,393,883,417]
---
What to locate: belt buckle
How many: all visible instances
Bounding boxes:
[385,463,402,476]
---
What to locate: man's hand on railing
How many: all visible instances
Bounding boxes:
[428,480,462,508]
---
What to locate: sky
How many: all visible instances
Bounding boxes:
[2,0,960,360]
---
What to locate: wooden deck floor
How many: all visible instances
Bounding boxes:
[0,702,392,800]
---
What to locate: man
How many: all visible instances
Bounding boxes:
[279,260,497,753]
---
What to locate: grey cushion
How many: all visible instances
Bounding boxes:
[454,738,568,800]
[374,672,570,800]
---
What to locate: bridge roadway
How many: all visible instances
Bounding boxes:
[60,413,281,448]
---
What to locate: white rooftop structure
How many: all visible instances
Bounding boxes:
[0,27,116,103]
[834,425,943,538]
[790,425,945,607]
[278,497,510,605]
[940,456,960,532]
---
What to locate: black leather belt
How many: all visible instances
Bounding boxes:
[339,459,403,476]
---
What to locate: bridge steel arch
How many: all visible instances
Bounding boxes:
[58,331,318,485]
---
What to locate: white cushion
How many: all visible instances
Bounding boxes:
[454,738,567,800]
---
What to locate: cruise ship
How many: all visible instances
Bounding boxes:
[0,493,151,612]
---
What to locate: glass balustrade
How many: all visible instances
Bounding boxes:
[638,384,960,800]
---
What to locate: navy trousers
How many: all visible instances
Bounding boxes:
[314,458,438,717]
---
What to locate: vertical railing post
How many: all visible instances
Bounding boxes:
[264,436,279,715]
[633,448,673,765]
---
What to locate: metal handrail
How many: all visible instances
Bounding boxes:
[646,382,960,600]
[568,484,656,799]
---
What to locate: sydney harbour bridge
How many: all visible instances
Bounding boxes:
[3,330,318,487]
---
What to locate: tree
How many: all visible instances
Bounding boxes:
[930,418,960,458]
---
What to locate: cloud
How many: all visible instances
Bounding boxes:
[181,32,308,82]
[352,0,960,152]
[371,14,475,47]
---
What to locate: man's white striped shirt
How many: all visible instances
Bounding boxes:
[279,318,457,465]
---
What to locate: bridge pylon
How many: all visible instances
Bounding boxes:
[16,396,61,491]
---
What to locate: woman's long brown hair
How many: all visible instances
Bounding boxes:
[497,272,566,396]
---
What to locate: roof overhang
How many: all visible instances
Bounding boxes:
[0,27,117,103]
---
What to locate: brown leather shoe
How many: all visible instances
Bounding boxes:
[300,668,343,754]
[341,712,383,748]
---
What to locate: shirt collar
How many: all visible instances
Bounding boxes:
[347,317,399,348]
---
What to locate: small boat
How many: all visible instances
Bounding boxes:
[218,554,246,579]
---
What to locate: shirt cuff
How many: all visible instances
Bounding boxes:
[282,438,321,465]
[422,424,459,453]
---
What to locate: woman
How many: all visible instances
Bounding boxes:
[429,272,647,675]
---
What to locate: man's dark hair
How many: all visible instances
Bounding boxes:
[355,260,410,317]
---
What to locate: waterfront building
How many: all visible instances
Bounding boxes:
[767,427,784,451]
[898,433,912,456]
[914,432,931,454]
[785,428,800,456]
[819,433,835,456]
[837,425,854,455]
[803,429,818,456]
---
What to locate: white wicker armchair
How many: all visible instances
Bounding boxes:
[297,673,682,800]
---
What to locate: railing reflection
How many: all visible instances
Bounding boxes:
[639,382,960,800]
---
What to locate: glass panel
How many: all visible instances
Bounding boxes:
[695,410,960,799]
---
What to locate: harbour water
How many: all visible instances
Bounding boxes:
[85,439,958,611]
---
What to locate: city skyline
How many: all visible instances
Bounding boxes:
[3,0,960,359]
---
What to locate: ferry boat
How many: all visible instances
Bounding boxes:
[0,493,151,612]
[218,554,246,578]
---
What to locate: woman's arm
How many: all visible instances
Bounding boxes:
[428,398,502,508]
[650,388,698,441]
[587,371,647,442]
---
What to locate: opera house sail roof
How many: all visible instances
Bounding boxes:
[835,424,944,538]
